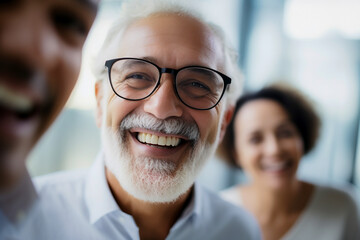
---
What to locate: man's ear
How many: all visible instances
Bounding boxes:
[95,81,104,128]
[219,105,234,142]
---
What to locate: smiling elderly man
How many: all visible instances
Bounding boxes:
[35,0,261,239]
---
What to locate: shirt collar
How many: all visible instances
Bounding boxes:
[85,152,120,224]
[167,182,203,235]
[179,182,202,221]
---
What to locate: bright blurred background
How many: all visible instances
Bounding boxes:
[28,0,360,193]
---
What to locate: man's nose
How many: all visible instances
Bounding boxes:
[1,6,60,71]
[143,74,183,119]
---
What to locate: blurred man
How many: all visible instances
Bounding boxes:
[0,0,99,239]
[36,0,261,239]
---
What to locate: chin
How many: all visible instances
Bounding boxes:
[102,126,214,203]
[264,176,297,190]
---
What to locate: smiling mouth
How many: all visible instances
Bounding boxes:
[136,132,182,147]
[0,83,37,119]
[262,161,293,172]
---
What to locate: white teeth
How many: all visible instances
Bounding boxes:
[0,84,32,112]
[166,137,172,146]
[150,135,158,144]
[171,137,177,146]
[137,132,181,147]
[159,136,166,146]
[146,133,151,143]
[263,162,288,172]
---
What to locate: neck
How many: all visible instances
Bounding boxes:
[0,151,27,191]
[0,169,37,224]
[106,168,192,240]
[243,180,312,217]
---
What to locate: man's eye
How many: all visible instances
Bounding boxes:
[121,73,156,90]
[180,80,211,92]
[126,74,149,80]
[51,9,88,37]
[190,81,210,90]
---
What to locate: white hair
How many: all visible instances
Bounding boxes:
[93,0,243,106]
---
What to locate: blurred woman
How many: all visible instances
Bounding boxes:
[218,84,360,240]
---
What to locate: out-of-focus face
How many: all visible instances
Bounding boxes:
[0,0,98,189]
[233,99,303,189]
[96,14,232,203]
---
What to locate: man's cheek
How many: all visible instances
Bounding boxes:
[199,118,218,145]
[199,111,222,145]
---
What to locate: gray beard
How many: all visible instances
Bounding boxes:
[101,112,217,203]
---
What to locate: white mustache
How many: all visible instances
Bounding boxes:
[119,112,200,141]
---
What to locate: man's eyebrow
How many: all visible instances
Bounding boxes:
[67,0,99,13]
[117,59,150,70]
[142,56,159,64]
[141,56,207,69]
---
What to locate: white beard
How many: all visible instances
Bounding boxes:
[101,112,218,203]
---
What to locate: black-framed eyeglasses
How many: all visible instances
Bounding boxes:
[105,57,231,110]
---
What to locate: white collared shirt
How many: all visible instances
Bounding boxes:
[0,170,106,240]
[23,153,260,240]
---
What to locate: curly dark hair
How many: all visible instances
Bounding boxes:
[217,83,321,168]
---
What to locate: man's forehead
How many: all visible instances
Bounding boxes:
[132,13,208,32]
[99,12,227,78]
[114,14,221,60]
